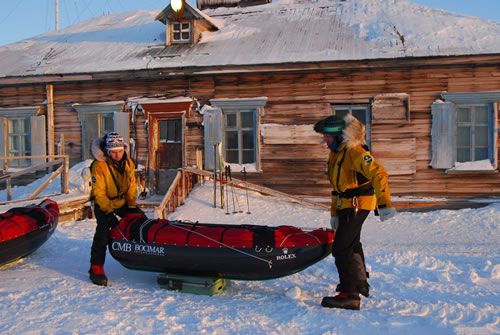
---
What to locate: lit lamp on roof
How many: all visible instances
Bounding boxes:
[171,0,184,18]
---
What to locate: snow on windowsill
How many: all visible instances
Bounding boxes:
[224,162,261,174]
[446,159,497,173]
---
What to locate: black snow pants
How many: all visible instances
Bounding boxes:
[331,208,370,294]
[90,204,142,265]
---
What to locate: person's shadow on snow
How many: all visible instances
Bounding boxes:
[27,223,157,289]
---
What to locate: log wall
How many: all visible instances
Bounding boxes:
[0,56,499,197]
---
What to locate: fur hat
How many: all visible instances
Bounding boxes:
[313,115,346,135]
[314,114,366,149]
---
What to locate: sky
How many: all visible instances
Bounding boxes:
[0,0,499,47]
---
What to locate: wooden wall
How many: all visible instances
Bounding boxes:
[0,55,499,197]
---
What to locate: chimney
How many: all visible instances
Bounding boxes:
[197,0,271,10]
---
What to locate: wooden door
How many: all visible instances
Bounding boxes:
[158,118,182,169]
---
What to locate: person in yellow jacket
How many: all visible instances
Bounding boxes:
[314,114,397,310]
[88,132,143,286]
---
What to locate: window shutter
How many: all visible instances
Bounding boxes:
[113,112,130,152]
[371,93,410,124]
[31,115,47,166]
[203,106,222,170]
[488,103,496,166]
[0,117,5,169]
[81,114,99,160]
[430,101,456,169]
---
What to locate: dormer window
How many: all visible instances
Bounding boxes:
[172,22,191,43]
[155,1,220,46]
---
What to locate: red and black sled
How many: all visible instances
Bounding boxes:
[0,199,59,266]
[109,213,334,280]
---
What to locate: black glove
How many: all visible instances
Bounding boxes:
[126,207,145,216]
[105,213,119,227]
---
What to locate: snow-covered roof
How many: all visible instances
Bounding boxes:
[0,0,499,79]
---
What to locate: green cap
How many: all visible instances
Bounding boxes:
[313,115,346,135]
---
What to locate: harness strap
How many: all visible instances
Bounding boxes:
[332,183,374,198]
[106,162,125,200]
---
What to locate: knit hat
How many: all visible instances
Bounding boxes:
[104,132,125,152]
[313,115,346,135]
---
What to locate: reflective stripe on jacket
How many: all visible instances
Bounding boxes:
[328,143,392,216]
[90,157,137,214]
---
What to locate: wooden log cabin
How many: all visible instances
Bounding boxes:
[0,0,498,199]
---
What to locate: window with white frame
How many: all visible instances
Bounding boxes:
[74,104,129,160]
[0,107,46,169]
[224,110,256,164]
[8,117,31,167]
[456,104,491,162]
[431,92,498,171]
[205,98,267,171]
[332,104,371,147]
[172,22,191,42]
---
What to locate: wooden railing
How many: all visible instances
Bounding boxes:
[154,169,196,219]
[0,155,70,202]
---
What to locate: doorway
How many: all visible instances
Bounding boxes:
[156,118,183,193]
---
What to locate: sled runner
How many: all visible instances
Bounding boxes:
[109,213,334,280]
[157,273,228,296]
[0,199,59,266]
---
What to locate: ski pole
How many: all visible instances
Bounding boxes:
[218,143,224,209]
[213,144,217,208]
[243,167,251,214]
[227,165,239,213]
[225,168,230,215]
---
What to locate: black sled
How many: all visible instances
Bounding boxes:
[0,199,59,266]
[109,213,334,280]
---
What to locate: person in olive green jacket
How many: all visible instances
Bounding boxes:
[314,114,397,310]
[88,132,142,286]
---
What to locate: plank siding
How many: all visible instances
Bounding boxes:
[0,56,499,197]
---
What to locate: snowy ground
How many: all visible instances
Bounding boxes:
[1,180,499,334]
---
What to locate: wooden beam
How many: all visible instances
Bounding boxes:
[0,158,64,180]
[155,170,182,219]
[30,165,64,199]
[182,167,330,211]
[46,84,55,162]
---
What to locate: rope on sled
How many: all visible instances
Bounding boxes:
[170,221,273,269]
[278,232,321,248]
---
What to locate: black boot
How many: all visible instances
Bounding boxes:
[351,253,369,297]
[336,282,369,297]
[357,280,370,298]
[89,265,108,287]
[321,293,361,310]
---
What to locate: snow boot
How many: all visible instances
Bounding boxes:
[335,281,369,298]
[321,293,361,310]
[89,264,108,287]
[357,280,370,298]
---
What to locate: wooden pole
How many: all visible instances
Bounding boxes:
[58,133,66,192]
[2,117,7,170]
[181,170,186,205]
[196,147,203,184]
[63,155,69,193]
[6,179,12,201]
[46,84,55,164]
[55,0,59,32]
